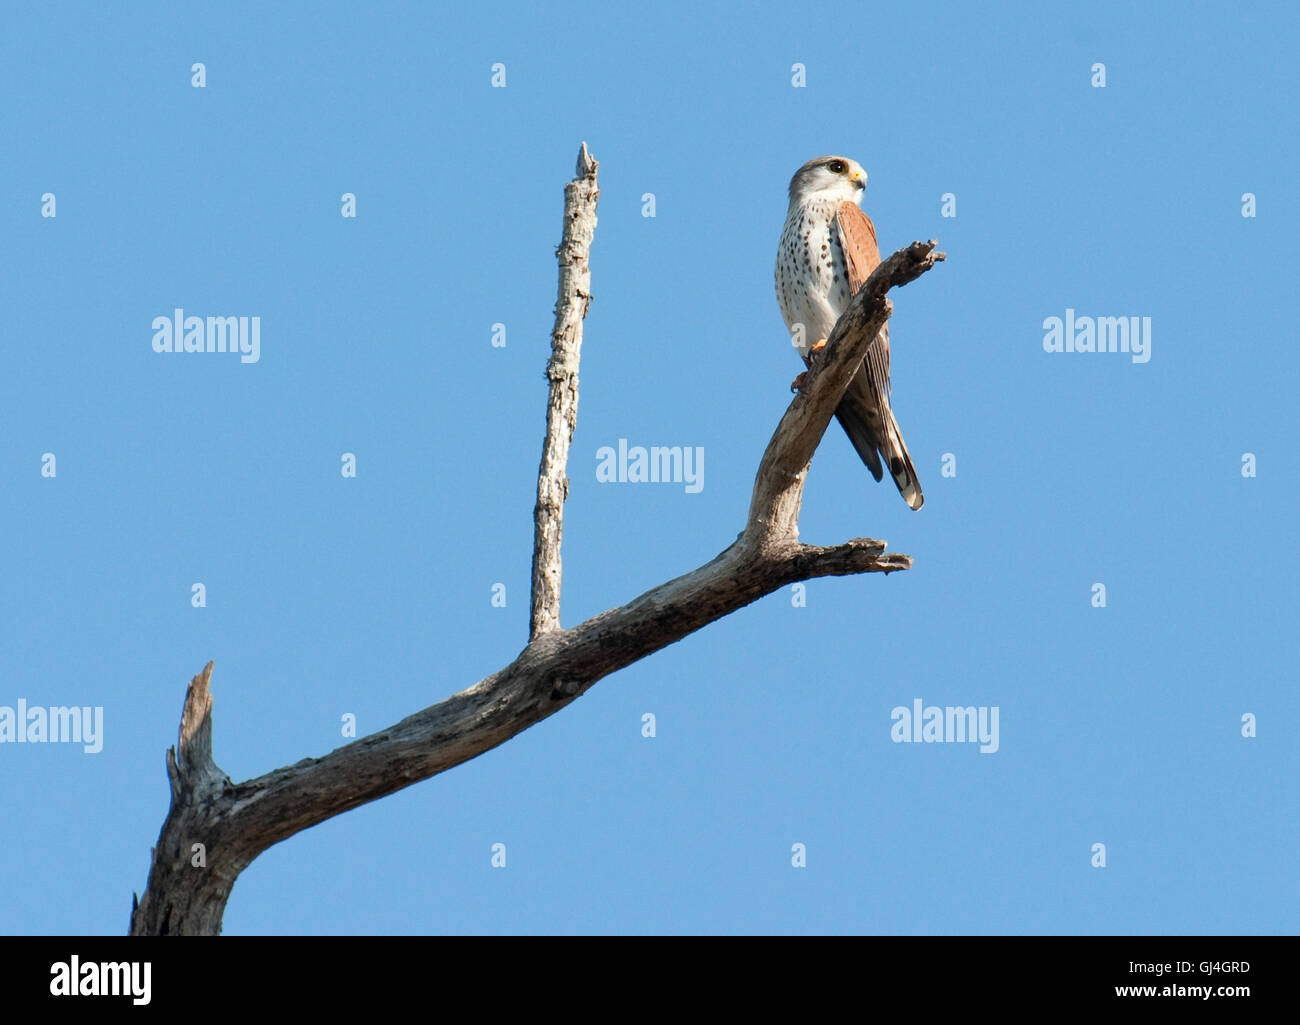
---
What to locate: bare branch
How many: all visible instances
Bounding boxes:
[531,142,599,640]
[128,151,944,935]
[131,662,234,937]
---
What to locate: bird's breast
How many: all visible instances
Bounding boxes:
[774,200,852,335]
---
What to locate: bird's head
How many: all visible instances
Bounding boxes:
[787,155,868,206]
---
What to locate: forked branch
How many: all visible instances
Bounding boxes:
[129,144,944,935]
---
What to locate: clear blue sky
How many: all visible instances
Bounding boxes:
[2,1,1296,935]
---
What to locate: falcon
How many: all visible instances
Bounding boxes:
[774,155,923,510]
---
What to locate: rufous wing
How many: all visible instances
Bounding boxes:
[833,202,923,509]
[835,201,892,398]
[835,201,881,294]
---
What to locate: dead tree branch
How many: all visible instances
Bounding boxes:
[128,144,944,935]
[531,141,599,639]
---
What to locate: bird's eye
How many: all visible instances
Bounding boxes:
[827,160,847,174]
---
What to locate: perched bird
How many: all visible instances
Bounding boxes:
[774,155,923,510]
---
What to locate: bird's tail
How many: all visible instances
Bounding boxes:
[833,404,885,482]
[881,406,924,510]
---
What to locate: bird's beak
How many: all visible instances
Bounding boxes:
[850,170,867,190]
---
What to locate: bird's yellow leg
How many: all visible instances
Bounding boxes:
[790,338,829,391]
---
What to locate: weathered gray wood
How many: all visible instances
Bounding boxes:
[128,146,943,935]
[531,142,598,639]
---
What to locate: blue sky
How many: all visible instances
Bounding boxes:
[1,1,1296,935]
